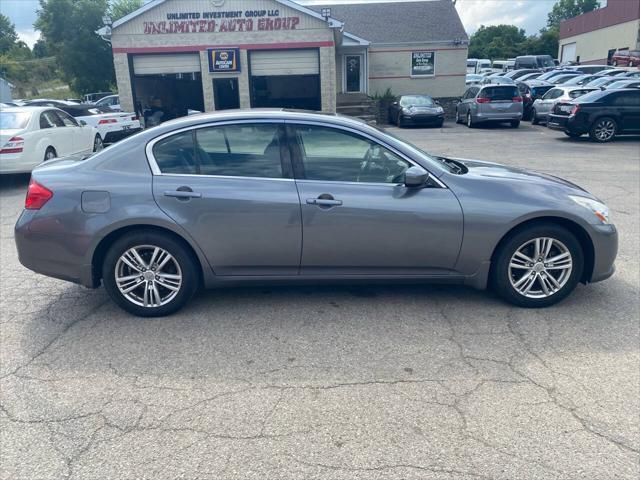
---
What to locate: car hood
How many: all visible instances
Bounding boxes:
[449,157,589,194]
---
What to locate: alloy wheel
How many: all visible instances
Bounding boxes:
[114,245,182,307]
[594,119,616,142]
[94,136,104,152]
[45,149,56,161]
[508,237,573,299]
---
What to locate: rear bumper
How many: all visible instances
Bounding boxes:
[15,210,95,287]
[0,153,38,174]
[474,111,522,123]
[547,114,590,135]
[103,127,142,144]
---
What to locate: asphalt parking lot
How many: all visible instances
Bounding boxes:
[1,121,638,479]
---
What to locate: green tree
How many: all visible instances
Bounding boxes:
[468,25,527,59]
[35,0,115,93]
[547,0,600,28]
[32,38,51,58]
[0,13,19,54]
[110,0,143,21]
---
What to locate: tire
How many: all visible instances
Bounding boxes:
[531,110,539,125]
[93,135,104,152]
[564,131,582,138]
[467,112,474,128]
[510,120,520,128]
[397,114,404,128]
[102,231,199,317]
[589,117,617,143]
[455,109,461,124]
[43,147,57,162]
[612,61,618,67]
[436,120,444,128]
[492,223,584,308]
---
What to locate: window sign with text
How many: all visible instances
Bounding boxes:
[411,51,435,77]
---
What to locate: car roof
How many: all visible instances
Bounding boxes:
[0,106,56,114]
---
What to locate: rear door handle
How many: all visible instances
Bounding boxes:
[306,198,342,207]
[164,190,202,199]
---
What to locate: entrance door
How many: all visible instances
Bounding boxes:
[213,78,240,110]
[344,55,363,93]
[287,123,464,275]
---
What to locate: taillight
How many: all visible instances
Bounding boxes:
[476,97,490,104]
[25,178,53,210]
[512,96,523,103]
[98,118,118,125]
[570,104,580,115]
[1,136,24,154]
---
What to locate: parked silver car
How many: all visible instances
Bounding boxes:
[455,84,524,128]
[531,86,597,124]
[15,111,617,316]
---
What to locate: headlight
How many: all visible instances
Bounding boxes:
[569,195,610,224]
[402,107,412,114]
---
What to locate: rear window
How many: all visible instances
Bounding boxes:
[0,112,31,129]
[479,86,519,100]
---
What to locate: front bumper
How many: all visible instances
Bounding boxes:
[400,113,444,126]
[588,223,618,284]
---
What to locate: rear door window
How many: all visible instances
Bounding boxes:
[195,123,284,178]
[543,89,563,100]
[40,111,61,129]
[611,92,640,106]
[152,131,198,175]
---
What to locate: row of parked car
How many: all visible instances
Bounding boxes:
[0,94,141,174]
[458,65,640,142]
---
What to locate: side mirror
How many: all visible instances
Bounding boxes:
[404,166,430,188]
[391,101,399,106]
[434,100,440,105]
[79,120,87,126]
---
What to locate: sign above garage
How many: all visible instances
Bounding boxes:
[208,48,241,72]
[143,9,300,34]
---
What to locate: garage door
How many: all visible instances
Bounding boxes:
[561,43,577,63]
[250,49,319,76]
[133,53,201,75]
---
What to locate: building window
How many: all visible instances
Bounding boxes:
[411,51,435,77]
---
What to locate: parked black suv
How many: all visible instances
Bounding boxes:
[547,88,640,142]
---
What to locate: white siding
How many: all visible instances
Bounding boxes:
[133,53,201,74]
[250,49,319,76]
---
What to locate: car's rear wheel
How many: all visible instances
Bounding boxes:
[467,112,474,128]
[44,147,56,162]
[102,232,198,317]
[589,117,617,143]
[510,120,520,128]
[455,109,461,124]
[93,135,104,152]
[531,109,539,125]
[492,224,584,308]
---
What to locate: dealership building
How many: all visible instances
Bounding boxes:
[103,0,468,118]
[558,0,640,65]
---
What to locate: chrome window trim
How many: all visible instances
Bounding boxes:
[145,117,447,188]
[145,119,287,178]
[284,119,448,189]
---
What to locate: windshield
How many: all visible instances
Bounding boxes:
[0,112,31,129]
[399,96,435,107]
[607,81,634,89]
[539,56,555,68]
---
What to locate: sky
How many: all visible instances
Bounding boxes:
[0,0,558,48]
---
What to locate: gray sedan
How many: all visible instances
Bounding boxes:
[15,111,617,316]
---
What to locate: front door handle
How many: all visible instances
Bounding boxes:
[306,198,342,207]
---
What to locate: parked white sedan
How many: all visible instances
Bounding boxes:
[0,106,98,174]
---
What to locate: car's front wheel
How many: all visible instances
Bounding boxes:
[510,120,520,128]
[492,224,584,308]
[102,231,199,317]
[589,117,617,143]
[467,112,474,128]
[455,109,461,124]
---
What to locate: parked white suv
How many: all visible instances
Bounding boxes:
[530,86,597,125]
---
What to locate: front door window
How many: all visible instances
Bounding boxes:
[345,55,362,93]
